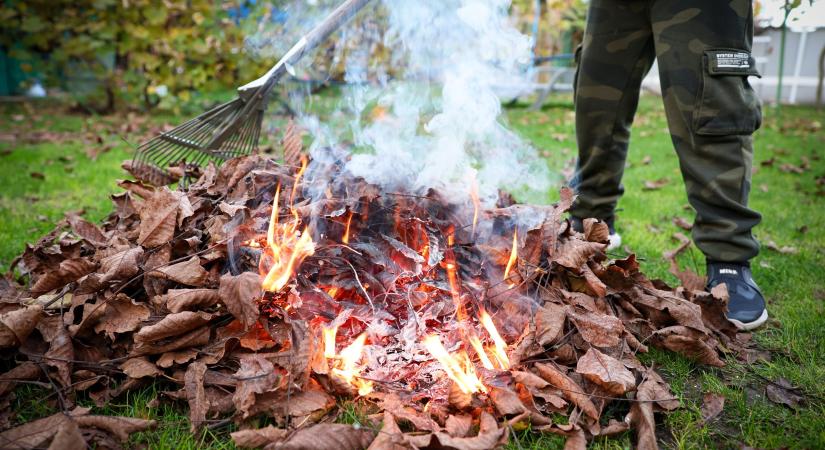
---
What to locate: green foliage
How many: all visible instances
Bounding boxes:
[0,1,268,112]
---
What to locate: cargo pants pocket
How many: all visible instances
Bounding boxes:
[693,49,762,136]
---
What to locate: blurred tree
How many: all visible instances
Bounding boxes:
[510,0,586,58]
[0,0,268,112]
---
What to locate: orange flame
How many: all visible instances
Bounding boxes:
[260,171,315,293]
[445,260,466,321]
[342,211,353,245]
[468,334,495,370]
[503,229,518,285]
[469,174,480,239]
[479,310,510,370]
[322,325,338,359]
[423,335,486,394]
[331,333,373,396]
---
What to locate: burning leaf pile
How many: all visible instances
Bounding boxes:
[0,140,749,449]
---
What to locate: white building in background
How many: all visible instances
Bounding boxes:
[643,27,825,106]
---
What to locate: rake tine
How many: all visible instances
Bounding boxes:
[132,0,372,185]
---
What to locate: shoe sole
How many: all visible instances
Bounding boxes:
[727,309,769,331]
[607,234,622,251]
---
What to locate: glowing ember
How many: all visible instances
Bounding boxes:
[503,229,518,285]
[423,335,486,394]
[479,310,510,370]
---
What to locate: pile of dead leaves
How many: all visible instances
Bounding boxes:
[0,145,750,449]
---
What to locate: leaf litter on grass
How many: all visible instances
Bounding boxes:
[0,129,763,449]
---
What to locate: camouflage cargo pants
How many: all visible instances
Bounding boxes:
[569,0,762,263]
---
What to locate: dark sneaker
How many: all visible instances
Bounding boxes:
[570,216,622,251]
[707,262,768,330]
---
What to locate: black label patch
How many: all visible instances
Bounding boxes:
[705,49,760,77]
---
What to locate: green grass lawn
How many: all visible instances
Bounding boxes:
[1,94,824,449]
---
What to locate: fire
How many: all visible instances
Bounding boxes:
[479,310,510,370]
[468,333,495,370]
[342,211,353,244]
[503,229,518,285]
[423,335,486,394]
[322,325,338,358]
[469,174,480,238]
[445,260,466,321]
[260,162,316,293]
[329,333,373,396]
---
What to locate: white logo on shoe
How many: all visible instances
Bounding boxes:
[719,268,738,275]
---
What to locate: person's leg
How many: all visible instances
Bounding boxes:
[569,0,656,225]
[652,0,766,329]
[651,0,762,263]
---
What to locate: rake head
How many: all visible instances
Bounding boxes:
[131,94,265,185]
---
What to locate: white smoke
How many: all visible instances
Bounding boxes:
[247,0,551,206]
[340,0,549,205]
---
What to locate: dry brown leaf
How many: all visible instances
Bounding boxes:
[157,348,199,368]
[766,378,806,409]
[66,212,108,247]
[567,307,623,348]
[148,256,209,286]
[47,419,85,450]
[672,217,693,231]
[143,243,171,298]
[234,354,279,417]
[184,361,209,432]
[653,326,724,367]
[138,188,192,248]
[553,240,606,271]
[271,423,374,450]
[0,413,66,449]
[583,218,609,243]
[368,411,409,450]
[73,415,156,442]
[232,425,288,449]
[121,357,161,379]
[219,272,262,329]
[699,392,725,424]
[378,394,441,432]
[629,376,659,450]
[444,414,473,438]
[575,348,635,396]
[535,302,565,346]
[159,289,221,313]
[31,258,97,296]
[44,323,74,388]
[0,305,43,348]
[642,177,669,191]
[490,386,526,416]
[135,311,213,343]
[133,326,211,356]
[535,362,599,420]
[563,427,587,450]
[92,294,150,339]
[430,411,505,450]
[98,246,144,283]
[282,119,304,167]
[0,362,41,396]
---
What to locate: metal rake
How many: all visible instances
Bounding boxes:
[132,0,371,185]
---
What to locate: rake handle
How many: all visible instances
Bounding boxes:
[239,0,373,96]
[207,0,372,151]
